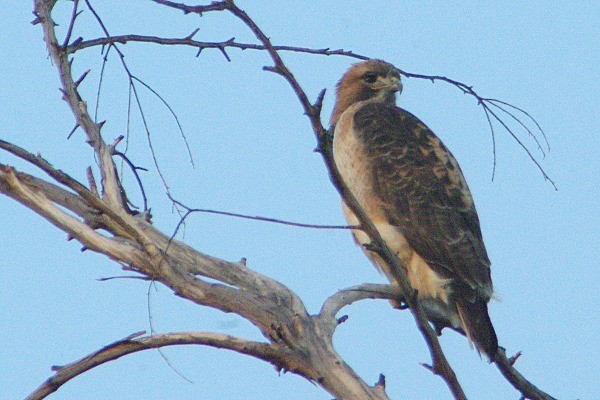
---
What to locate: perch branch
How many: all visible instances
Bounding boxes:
[221,1,467,398]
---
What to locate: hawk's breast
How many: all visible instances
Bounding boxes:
[333,102,453,303]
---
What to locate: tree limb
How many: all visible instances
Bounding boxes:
[26,331,282,400]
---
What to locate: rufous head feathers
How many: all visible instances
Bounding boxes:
[330,59,402,126]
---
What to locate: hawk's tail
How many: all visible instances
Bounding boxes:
[455,294,498,361]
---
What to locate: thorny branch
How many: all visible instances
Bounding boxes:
[0,1,556,399]
[65,29,555,190]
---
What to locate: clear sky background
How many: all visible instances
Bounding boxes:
[1,1,598,399]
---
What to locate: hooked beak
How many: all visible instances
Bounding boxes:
[375,75,402,94]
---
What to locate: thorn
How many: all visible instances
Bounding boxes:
[239,257,247,267]
[420,362,434,373]
[74,69,91,87]
[262,65,279,74]
[97,120,106,129]
[362,242,379,253]
[81,246,87,252]
[336,315,349,324]
[31,17,42,25]
[218,47,231,62]
[314,88,327,110]
[508,351,522,366]
[195,48,203,57]
[375,373,386,389]
[67,234,74,241]
[67,123,80,139]
[186,28,200,40]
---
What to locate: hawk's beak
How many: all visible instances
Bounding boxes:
[376,76,402,93]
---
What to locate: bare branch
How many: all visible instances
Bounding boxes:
[150,0,229,15]
[113,150,148,211]
[65,33,554,190]
[0,165,147,267]
[26,331,281,400]
[494,349,557,400]
[319,284,403,335]
[169,195,358,231]
[67,33,369,61]
[35,0,125,209]
[61,0,80,48]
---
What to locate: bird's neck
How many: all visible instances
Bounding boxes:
[330,92,396,127]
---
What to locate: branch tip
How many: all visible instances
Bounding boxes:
[74,69,91,87]
[508,351,522,366]
[375,373,386,389]
[67,123,80,139]
[186,28,200,40]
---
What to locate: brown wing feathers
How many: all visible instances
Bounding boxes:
[353,102,498,358]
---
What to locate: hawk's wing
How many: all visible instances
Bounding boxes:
[353,103,492,296]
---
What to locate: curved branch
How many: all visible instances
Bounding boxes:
[26,331,282,400]
[319,283,402,324]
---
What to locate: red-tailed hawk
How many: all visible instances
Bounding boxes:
[331,59,498,359]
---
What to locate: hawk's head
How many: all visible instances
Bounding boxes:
[330,59,402,126]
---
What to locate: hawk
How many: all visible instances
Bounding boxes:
[330,59,498,359]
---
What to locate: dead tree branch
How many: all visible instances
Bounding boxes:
[26,331,282,400]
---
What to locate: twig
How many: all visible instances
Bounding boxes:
[67,34,554,189]
[150,0,229,15]
[168,195,358,231]
[113,150,148,211]
[131,76,194,167]
[97,275,151,281]
[82,0,193,204]
[61,0,80,48]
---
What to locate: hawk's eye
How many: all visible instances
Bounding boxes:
[363,72,378,84]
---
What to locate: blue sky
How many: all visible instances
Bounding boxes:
[1,1,598,399]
